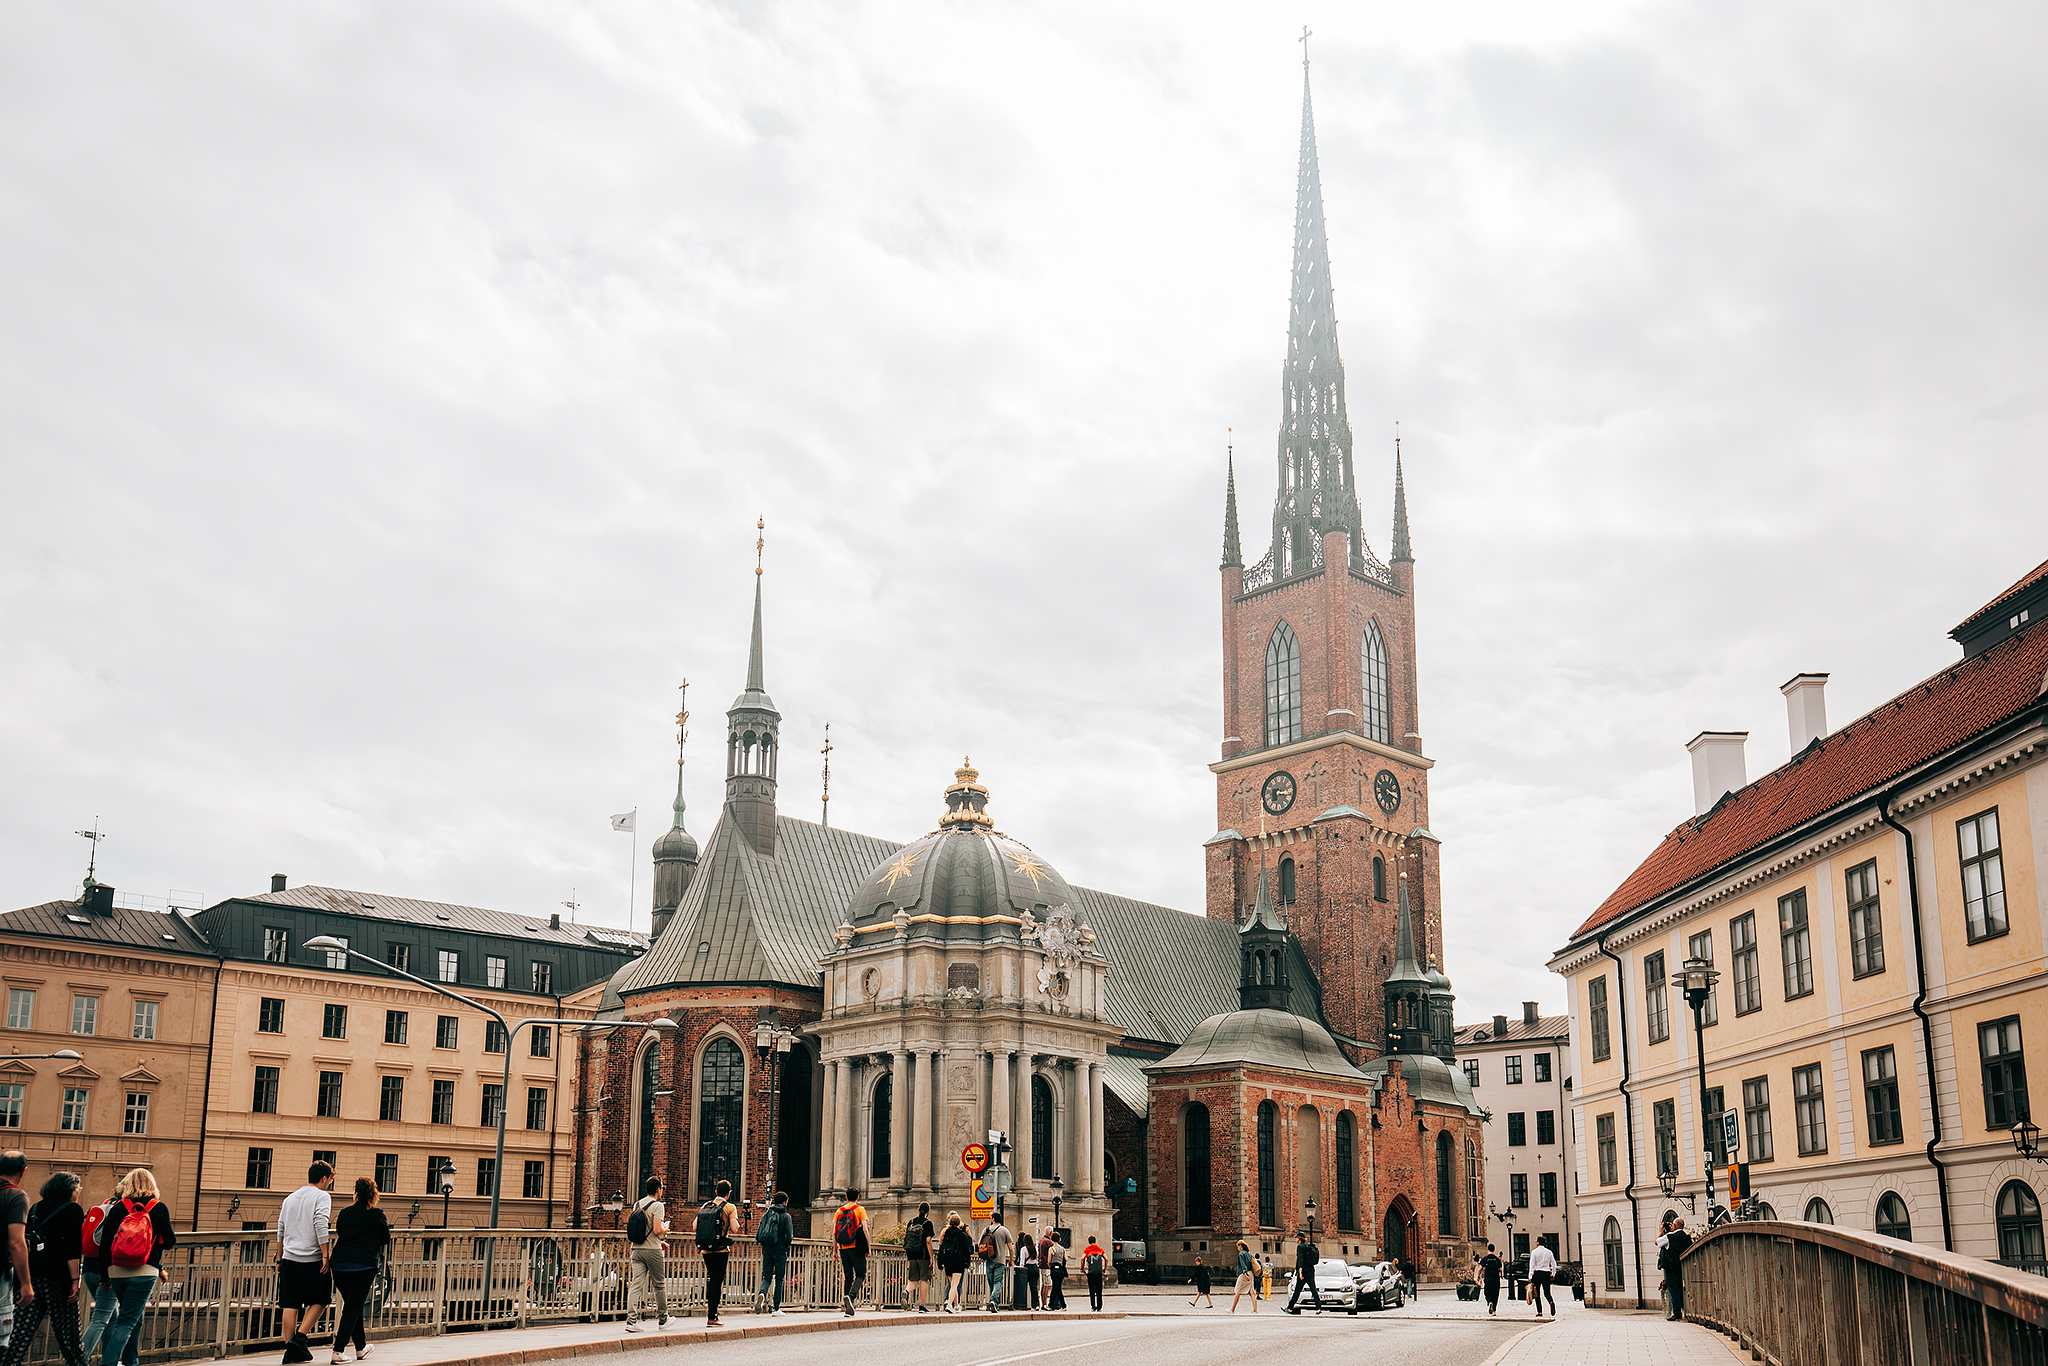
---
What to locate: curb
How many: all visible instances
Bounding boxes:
[1472,1325,1542,1366]
[415,1311,1131,1366]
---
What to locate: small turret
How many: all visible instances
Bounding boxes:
[1382,874,1435,1055]
[1238,853,1292,1011]
[650,681,699,942]
[726,522,780,857]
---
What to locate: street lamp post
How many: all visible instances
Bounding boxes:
[752,1016,797,1205]
[1673,957,1723,1210]
[1304,1197,1317,1241]
[1049,1175,1065,1247]
[437,1159,457,1229]
[1657,1168,1697,1216]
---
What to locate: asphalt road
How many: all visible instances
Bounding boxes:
[622,1311,1521,1366]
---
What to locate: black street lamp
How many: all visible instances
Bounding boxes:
[1304,1197,1317,1241]
[1673,957,1723,1208]
[1050,1174,1065,1245]
[436,1159,457,1229]
[752,1014,797,1204]
[2012,1117,2044,1164]
[1657,1168,1697,1215]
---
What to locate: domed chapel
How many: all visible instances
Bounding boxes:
[575,60,1484,1281]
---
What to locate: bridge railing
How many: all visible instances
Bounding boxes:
[1681,1220,2048,1366]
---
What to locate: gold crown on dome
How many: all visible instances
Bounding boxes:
[939,756,995,828]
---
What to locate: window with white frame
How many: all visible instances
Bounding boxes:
[132,1000,158,1040]
[1731,913,1761,1015]
[124,1091,149,1135]
[1844,860,1885,977]
[60,1087,88,1132]
[1779,890,1813,999]
[1958,809,2009,941]
[0,1084,22,1128]
[486,956,507,989]
[438,950,460,983]
[1645,951,1670,1043]
[6,989,34,1030]
[71,995,97,1036]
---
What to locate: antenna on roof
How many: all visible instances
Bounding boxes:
[74,821,104,887]
[562,890,579,925]
[820,723,833,827]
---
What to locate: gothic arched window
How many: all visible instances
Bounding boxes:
[1466,1139,1481,1237]
[1997,1181,2044,1265]
[1876,1191,1912,1242]
[1602,1217,1624,1288]
[1266,624,1302,746]
[1279,857,1296,904]
[695,1037,745,1199]
[1334,1111,1357,1230]
[1031,1076,1054,1180]
[635,1039,660,1196]
[1183,1103,1212,1226]
[1373,856,1386,901]
[869,1073,892,1180]
[1435,1130,1454,1233]
[1361,621,1391,743]
[1256,1101,1278,1227]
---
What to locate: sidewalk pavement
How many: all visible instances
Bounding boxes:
[1481,1311,1742,1366]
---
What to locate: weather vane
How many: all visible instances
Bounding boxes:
[561,889,580,925]
[674,679,690,831]
[755,517,765,576]
[820,723,833,827]
[1300,25,1312,68]
[74,820,104,885]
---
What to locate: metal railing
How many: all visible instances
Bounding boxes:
[14,1233,909,1365]
[1681,1221,2048,1366]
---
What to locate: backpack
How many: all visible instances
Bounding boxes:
[1083,1251,1106,1274]
[904,1218,930,1260]
[693,1198,731,1252]
[833,1205,862,1251]
[81,1200,114,1261]
[978,1230,997,1262]
[109,1198,159,1269]
[625,1198,653,1246]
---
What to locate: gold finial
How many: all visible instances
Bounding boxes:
[675,680,690,763]
[755,517,765,575]
[820,722,833,827]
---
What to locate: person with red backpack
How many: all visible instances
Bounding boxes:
[831,1188,867,1318]
[76,1175,128,1366]
[92,1168,176,1366]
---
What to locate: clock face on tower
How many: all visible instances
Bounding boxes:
[1374,768,1402,815]
[1262,771,1297,816]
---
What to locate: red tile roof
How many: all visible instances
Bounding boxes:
[1954,555,2048,637]
[1569,616,2048,944]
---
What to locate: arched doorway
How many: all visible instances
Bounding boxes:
[1384,1197,1414,1266]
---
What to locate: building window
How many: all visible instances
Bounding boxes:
[523,1160,546,1199]
[1257,1101,1278,1227]
[1467,1139,1482,1238]
[1539,1172,1558,1208]
[1653,1099,1676,1176]
[438,950,461,983]
[1844,860,1885,977]
[1278,858,1296,904]
[379,1076,405,1122]
[1373,856,1386,901]
[1334,1111,1356,1230]
[1462,1059,1479,1087]
[530,1026,552,1059]
[1361,621,1391,743]
[1596,1113,1617,1185]
[375,1153,398,1194]
[1510,1173,1528,1208]
[485,955,506,989]
[697,1038,744,1199]
[1265,623,1302,747]
[476,1158,498,1197]
[123,1091,149,1136]
[1958,809,2008,941]
[323,1004,347,1040]
[317,1071,343,1119]
[0,1085,21,1129]
[1804,1197,1834,1225]
[5,990,33,1030]
[481,1082,505,1129]
[1794,1063,1828,1155]
[1603,1217,1624,1288]
[60,1088,88,1132]
[71,995,98,1036]
[1687,930,1718,1025]
[131,1001,158,1040]
[1505,1056,1523,1084]
[1982,1017,2029,1129]
[312,1149,336,1170]
[1031,1077,1054,1180]
[1183,1103,1211,1225]
[247,1147,274,1189]
[484,1021,508,1054]
[431,1079,455,1125]
[1742,1076,1773,1161]
[526,1087,549,1131]
[868,1074,892,1180]
[530,961,553,994]
[1863,1046,1903,1145]
[386,943,411,973]
[1534,1053,1551,1083]
[1778,891,1813,1000]
[436,1016,459,1049]
[321,935,350,970]
[384,1010,409,1045]
[258,998,285,1033]
[1643,951,1670,1042]
[1731,913,1761,1014]
[1589,976,1611,1062]
[1702,1086,1726,1166]
[1434,1130,1453,1233]
[263,928,289,963]
[1996,1181,2044,1266]
[252,1066,280,1114]
[1508,1113,1526,1146]
[1875,1191,1911,1242]
[1537,1110,1556,1146]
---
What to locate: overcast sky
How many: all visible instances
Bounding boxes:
[4,2,2045,1023]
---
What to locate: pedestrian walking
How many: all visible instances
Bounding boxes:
[978,1217,1012,1311]
[0,1150,32,1354]
[1284,1230,1323,1314]
[1188,1255,1215,1309]
[1014,1236,1038,1310]
[0,1171,86,1366]
[832,1188,869,1317]
[903,1203,935,1313]
[91,1168,176,1366]
[77,1175,129,1366]
[329,1178,390,1365]
[1080,1239,1107,1312]
[276,1161,334,1363]
[756,1192,793,1317]
[1046,1238,1067,1311]
[1658,1215,1693,1321]
[937,1214,973,1313]
[1036,1230,1053,1307]
[1527,1241,1557,1318]
[621,1177,668,1333]
[1229,1241,1258,1313]
[694,1180,739,1328]
[1400,1259,1417,1299]
[1476,1244,1503,1316]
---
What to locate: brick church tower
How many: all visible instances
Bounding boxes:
[1204,61,1446,1058]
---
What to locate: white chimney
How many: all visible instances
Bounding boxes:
[1687,731,1749,816]
[1781,673,1830,754]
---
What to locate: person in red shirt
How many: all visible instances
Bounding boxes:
[832,1189,868,1317]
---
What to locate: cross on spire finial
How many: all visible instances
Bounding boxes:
[755,516,765,576]
[1300,25,1312,68]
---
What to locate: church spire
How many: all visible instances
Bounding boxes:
[745,516,767,692]
[1238,845,1291,1011]
[1391,430,1412,563]
[1383,871,1435,1055]
[649,679,699,941]
[726,519,781,857]
[1221,444,1243,569]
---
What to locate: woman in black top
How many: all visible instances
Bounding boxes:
[329,1179,391,1364]
[1,1172,86,1366]
[937,1214,974,1313]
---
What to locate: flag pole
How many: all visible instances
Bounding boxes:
[627,807,637,936]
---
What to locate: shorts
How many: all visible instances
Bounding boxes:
[278,1259,333,1309]
[907,1259,932,1282]
[1234,1273,1253,1293]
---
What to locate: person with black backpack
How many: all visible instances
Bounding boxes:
[621,1178,668,1333]
[0,1172,86,1366]
[902,1203,935,1313]
[754,1192,793,1317]
[693,1180,738,1328]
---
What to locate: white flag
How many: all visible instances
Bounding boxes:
[610,811,636,833]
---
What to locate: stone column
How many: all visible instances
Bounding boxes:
[1078,1061,1098,1194]
[912,1050,934,1191]
[1014,1057,1034,1192]
[1090,1060,1105,1196]
[891,1049,912,1192]
[992,1050,1013,1149]
[834,1059,854,1198]
[1068,1059,1087,1191]
[820,1059,840,1195]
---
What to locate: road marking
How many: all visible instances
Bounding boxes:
[959,1336,1126,1366]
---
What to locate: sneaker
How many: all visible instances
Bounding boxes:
[358,1348,375,1361]
[706,1319,724,1328]
[658,1318,670,1328]
[771,1309,787,1317]
[623,1323,642,1334]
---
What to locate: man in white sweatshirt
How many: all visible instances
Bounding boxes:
[276,1161,336,1363]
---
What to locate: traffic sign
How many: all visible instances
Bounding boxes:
[969,1176,994,1217]
[1721,1111,1739,1154]
[961,1143,990,1174]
